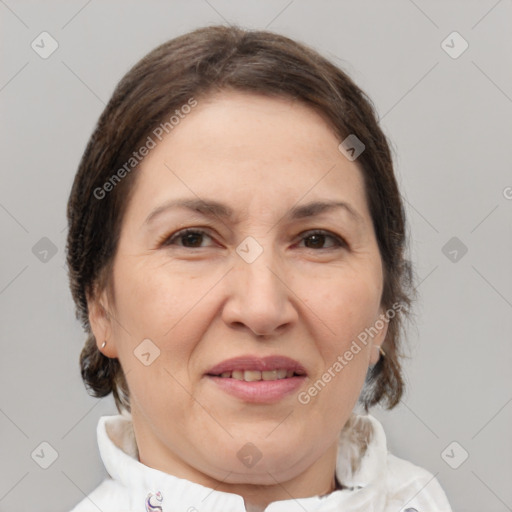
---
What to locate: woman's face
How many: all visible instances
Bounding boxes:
[90,91,388,489]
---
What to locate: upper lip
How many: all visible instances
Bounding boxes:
[206,355,307,376]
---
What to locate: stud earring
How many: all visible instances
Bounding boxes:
[101,340,107,349]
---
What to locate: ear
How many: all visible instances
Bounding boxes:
[368,309,389,366]
[87,287,119,358]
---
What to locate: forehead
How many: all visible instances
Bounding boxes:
[129,91,370,223]
[160,91,344,168]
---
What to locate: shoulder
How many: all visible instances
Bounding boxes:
[68,478,129,512]
[384,453,453,512]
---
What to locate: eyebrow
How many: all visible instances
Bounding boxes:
[143,198,363,226]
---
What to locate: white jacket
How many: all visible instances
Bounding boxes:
[70,412,452,512]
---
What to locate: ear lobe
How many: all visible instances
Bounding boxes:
[87,289,118,358]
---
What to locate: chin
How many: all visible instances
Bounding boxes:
[196,435,315,483]
[207,455,307,485]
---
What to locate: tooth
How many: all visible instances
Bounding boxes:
[262,370,278,381]
[244,370,262,382]
[276,369,287,379]
[221,369,294,381]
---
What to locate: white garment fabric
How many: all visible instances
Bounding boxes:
[70,412,452,512]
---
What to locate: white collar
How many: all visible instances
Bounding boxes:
[97,411,389,512]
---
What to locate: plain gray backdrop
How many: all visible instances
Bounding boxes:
[1,1,511,511]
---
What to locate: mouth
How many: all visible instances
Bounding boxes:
[211,369,304,381]
[206,355,307,379]
[205,355,307,403]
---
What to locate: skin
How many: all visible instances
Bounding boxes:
[88,91,388,512]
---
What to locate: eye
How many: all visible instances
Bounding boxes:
[159,228,345,250]
[161,229,215,248]
[297,230,346,250]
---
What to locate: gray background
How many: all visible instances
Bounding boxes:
[1,1,511,511]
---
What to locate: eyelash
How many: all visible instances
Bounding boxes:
[159,228,347,250]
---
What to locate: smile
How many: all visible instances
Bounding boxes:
[206,355,307,403]
[215,369,300,381]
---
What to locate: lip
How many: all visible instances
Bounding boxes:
[205,355,307,404]
[206,355,307,375]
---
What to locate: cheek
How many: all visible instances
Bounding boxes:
[111,256,206,335]
[107,258,204,388]
[302,269,381,401]
[311,270,382,345]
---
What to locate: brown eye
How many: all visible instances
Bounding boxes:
[163,229,214,248]
[180,231,205,247]
[299,230,345,250]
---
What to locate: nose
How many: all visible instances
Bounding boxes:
[221,251,298,338]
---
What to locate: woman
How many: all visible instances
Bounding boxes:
[67,25,452,512]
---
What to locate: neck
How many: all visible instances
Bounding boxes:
[132,419,339,510]
[130,407,340,511]
[220,450,338,511]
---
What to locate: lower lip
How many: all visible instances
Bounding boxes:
[207,376,306,403]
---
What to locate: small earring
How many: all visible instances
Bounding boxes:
[376,345,386,357]
[101,341,107,349]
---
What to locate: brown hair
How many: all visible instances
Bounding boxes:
[66,25,414,414]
